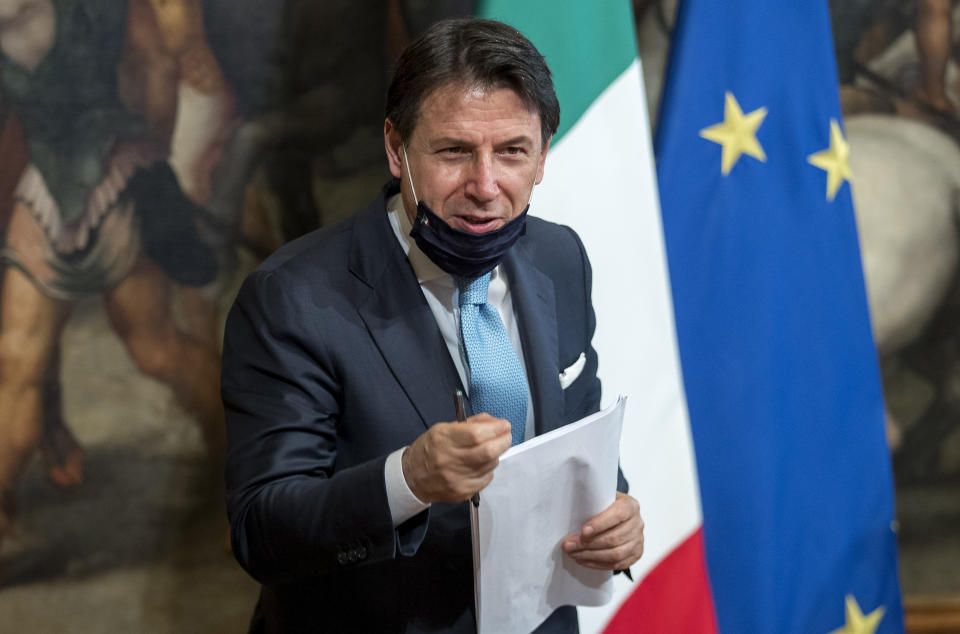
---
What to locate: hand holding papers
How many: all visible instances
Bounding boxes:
[471,396,627,634]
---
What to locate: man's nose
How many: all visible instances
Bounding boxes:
[465,154,499,202]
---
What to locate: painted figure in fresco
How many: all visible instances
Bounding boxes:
[831,0,960,115]
[201,0,477,244]
[914,0,958,112]
[0,0,234,544]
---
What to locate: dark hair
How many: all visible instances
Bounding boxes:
[386,18,560,148]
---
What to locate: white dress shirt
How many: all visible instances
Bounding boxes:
[382,193,536,526]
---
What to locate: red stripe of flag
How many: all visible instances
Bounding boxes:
[603,528,718,633]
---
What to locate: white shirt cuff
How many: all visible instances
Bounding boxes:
[384,447,430,526]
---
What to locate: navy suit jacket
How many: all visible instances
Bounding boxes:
[222,181,626,633]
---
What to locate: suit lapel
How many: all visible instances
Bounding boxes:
[502,240,565,436]
[351,190,462,430]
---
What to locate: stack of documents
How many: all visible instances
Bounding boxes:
[471,396,626,634]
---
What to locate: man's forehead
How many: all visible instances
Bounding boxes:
[412,81,541,140]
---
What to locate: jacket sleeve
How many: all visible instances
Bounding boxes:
[221,269,423,584]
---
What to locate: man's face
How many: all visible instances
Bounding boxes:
[385,82,550,234]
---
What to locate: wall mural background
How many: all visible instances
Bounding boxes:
[829,0,960,618]
[0,1,956,631]
[0,1,471,630]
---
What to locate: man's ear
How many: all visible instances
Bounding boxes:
[535,136,552,185]
[384,119,405,179]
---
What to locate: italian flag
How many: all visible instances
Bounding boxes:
[477,1,718,631]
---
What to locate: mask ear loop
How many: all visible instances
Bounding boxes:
[402,145,420,204]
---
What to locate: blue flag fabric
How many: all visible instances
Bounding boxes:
[655,2,904,633]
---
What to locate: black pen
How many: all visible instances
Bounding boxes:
[454,389,480,507]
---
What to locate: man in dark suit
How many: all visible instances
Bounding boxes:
[222,18,645,633]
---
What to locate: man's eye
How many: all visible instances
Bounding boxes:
[503,147,524,156]
[441,147,463,155]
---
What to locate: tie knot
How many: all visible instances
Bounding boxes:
[457,272,491,307]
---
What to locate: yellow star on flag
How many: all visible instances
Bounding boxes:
[807,118,853,201]
[828,595,885,634]
[699,91,768,175]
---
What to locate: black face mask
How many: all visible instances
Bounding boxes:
[409,200,528,279]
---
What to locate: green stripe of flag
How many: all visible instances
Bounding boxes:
[477,0,638,143]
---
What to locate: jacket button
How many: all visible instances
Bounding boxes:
[337,552,348,565]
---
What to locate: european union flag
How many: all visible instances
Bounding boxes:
[655,2,904,633]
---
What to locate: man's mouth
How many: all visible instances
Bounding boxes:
[454,215,502,234]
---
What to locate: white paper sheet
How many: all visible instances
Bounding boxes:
[471,396,626,634]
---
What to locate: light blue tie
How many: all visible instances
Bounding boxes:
[457,273,528,445]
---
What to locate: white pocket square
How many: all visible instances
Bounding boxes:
[558,352,586,389]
